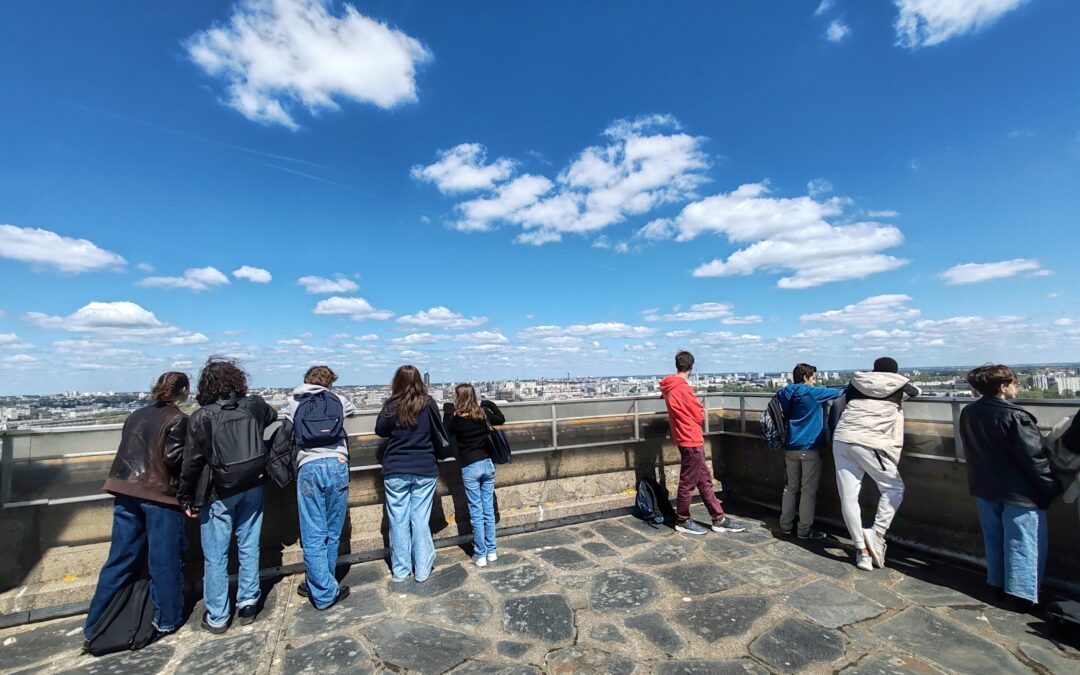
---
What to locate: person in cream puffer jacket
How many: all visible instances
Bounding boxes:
[832,357,921,571]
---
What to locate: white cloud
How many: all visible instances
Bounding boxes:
[0,333,19,345]
[894,0,1029,48]
[940,258,1043,285]
[24,301,206,343]
[518,322,656,340]
[1008,128,1034,139]
[800,294,921,327]
[186,0,432,129]
[807,178,833,198]
[1053,318,1074,327]
[867,210,900,218]
[815,0,835,16]
[592,236,611,250]
[297,275,359,294]
[645,302,762,325]
[642,182,907,288]
[138,266,231,292]
[232,265,272,283]
[0,224,126,273]
[422,115,710,243]
[2,354,37,364]
[398,306,487,329]
[312,296,393,321]
[136,263,155,273]
[411,143,514,194]
[456,330,509,344]
[825,20,851,42]
[277,338,304,345]
[391,333,446,345]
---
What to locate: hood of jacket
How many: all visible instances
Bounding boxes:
[849,371,910,398]
[291,383,329,398]
[660,374,691,396]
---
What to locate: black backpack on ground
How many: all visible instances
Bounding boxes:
[266,419,297,488]
[760,393,788,450]
[634,476,677,525]
[293,390,345,449]
[205,399,268,491]
[85,578,156,656]
[1047,599,1080,645]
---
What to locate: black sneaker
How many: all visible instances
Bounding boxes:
[297,582,310,598]
[200,612,229,635]
[316,585,350,611]
[238,604,258,625]
[798,530,828,541]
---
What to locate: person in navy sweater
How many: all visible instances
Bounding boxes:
[777,363,843,540]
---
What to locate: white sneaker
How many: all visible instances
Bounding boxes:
[855,552,874,571]
[486,552,498,562]
[473,555,488,568]
[864,528,886,568]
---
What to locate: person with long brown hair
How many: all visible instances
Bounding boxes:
[84,371,190,648]
[443,384,504,567]
[375,365,441,582]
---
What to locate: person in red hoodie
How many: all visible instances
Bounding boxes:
[661,351,746,535]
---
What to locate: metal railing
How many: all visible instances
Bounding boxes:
[1,393,1076,508]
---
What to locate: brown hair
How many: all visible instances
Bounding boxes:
[793,363,817,384]
[304,365,338,388]
[453,383,486,421]
[151,371,189,403]
[675,350,695,373]
[383,365,428,426]
[195,357,248,406]
[966,364,1017,397]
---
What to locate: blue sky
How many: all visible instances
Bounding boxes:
[1,0,1077,394]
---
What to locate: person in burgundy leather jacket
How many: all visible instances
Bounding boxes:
[83,371,190,645]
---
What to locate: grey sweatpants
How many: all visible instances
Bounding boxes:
[780,450,822,536]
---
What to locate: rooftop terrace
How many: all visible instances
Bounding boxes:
[1,505,1078,674]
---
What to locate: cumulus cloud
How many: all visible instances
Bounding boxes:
[232,265,272,283]
[298,275,360,294]
[825,20,851,42]
[391,333,446,345]
[186,0,432,129]
[411,143,514,194]
[894,0,1029,49]
[940,258,1045,285]
[645,302,762,324]
[815,0,835,16]
[641,182,906,288]
[138,266,231,292]
[415,115,710,244]
[398,306,487,329]
[0,224,126,273]
[312,296,393,320]
[799,294,921,327]
[518,322,656,341]
[24,301,206,344]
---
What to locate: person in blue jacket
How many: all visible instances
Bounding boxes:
[777,363,843,540]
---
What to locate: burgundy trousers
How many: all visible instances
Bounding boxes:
[676,446,725,523]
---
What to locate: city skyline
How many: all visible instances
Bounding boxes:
[1,1,1078,395]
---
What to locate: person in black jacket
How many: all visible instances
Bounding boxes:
[443,385,505,567]
[959,365,1060,608]
[375,365,440,583]
[178,358,277,633]
[84,372,189,646]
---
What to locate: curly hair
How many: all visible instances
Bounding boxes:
[304,365,338,388]
[195,357,249,406]
[150,371,189,403]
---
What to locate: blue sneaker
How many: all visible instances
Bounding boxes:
[711,517,746,533]
[674,520,709,535]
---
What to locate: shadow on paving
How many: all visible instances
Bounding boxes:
[1,503,1079,675]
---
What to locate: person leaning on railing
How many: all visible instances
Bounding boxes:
[82,371,190,649]
[959,365,1061,611]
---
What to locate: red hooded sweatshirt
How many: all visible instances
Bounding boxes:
[660,374,704,447]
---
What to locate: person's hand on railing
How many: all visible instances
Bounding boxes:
[183,506,199,519]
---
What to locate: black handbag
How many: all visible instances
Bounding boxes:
[485,417,512,464]
[428,398,454,460]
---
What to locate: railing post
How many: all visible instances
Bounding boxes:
[633,399,640,442]
[951,401,965,461]
[550,403,558,450]
[1,432,13,508]
[702,395,710,435]
[739,396,747,434]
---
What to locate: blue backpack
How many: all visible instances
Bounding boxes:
[293,390,345,449]
[760,394,788,450]
[634,476,676,525]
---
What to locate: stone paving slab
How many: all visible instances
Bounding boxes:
[289,588,388,637]
[281,635,373,675]
[749,617,846,672]
[656,659,769,675]
[1019,642,1080,673]
[674,595,770,641]
[502,594,575,643]
[582,541,620,557]
[0,617,86,672]
[588,568,661,613]
[623,611,686,656]
[892,573,983,607]
[544,645,635,674]
[481,564,550,593]
[730,556,804,589]
[702,536,754,561]
[452,661,541,675]
[627,540,698,565]
[839,652,945,674]
[535,547,597,571]
[388,563,469,598]
[658,562,743,596]
[593,521,650,548]
[853,578,905,609]
[784,579,885,628]
[412,590,493,627]
[53,645,175,675]
[362,618,487,674]
[949,605,1080,656]
[174,632,268,675]
[501,530,576,550]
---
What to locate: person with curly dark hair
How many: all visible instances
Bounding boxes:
[179,358,277,633]
[84,371,190,647]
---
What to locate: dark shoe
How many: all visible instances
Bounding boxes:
[798,529,828,541]
[238,604,258,625]
[297,582,310,598]
[779,527,794,536]
[316,585,350,611]
[200,612,228,635]
[81,639,91,655]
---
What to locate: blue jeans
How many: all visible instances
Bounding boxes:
[84,494,185,638]
[297,457,350,609]
[384,473,437,581]
[200,484,263,627]
[461,459,496,558]
[976,498,1048,603]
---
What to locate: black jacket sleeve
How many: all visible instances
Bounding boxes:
[481,400,506,426]
[375,404,395,438]
[164,415,188,476]
[1008,412,1060,507]
[178,411,209,507]
[1064,413,1080,454]
[902,383,921,398]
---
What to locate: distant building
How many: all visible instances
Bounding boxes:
[1032,373,1050,390]
[1057,376,1080,395]
[423,371,430,389]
